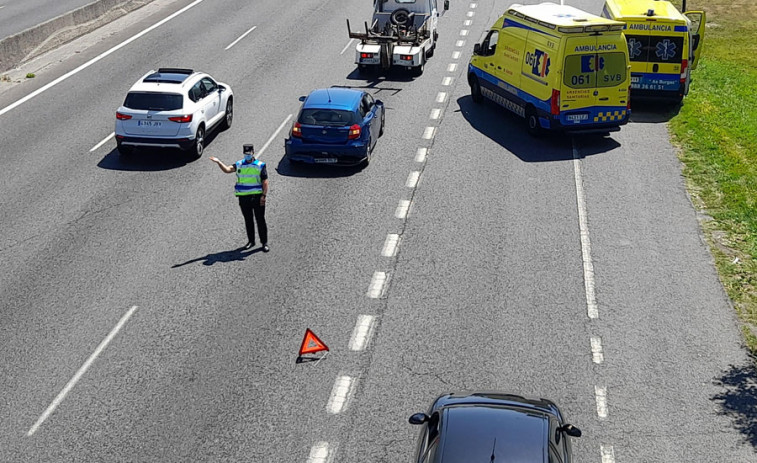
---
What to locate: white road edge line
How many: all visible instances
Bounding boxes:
[349,315,377,351]
[0,0,206,118]
[572,139,599,319]
[340,38,355,55]
[381,234,400,257]
[256,114,293,159]
[90,132,114,152]
[224,25,257,50]
[367,271,387,298]
[590,336,604,364]
[406,171,420,188]
[27,305,139,436]
[600,445,616,463]
[307,441,335,463]
[327,375,356,414]
[595,385,608,418]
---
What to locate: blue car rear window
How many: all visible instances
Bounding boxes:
[124,92,183,111]
[299,109,358,126]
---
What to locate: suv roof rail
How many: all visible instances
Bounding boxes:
[157,67,194,74]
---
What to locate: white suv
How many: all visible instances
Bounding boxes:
[115,68,233,157]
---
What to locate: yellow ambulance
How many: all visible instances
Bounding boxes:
[600,0,706,102]
[468,2,631,135]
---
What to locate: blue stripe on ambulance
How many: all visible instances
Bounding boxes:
[631,72,681,91]
[503,19,560,38]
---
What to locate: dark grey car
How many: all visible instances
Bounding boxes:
[409,392,582,463]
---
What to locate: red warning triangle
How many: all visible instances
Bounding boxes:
[299,328,329,356]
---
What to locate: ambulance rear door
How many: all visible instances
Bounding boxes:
[684,11,706,70]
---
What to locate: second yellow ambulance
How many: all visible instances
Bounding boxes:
[468,2,631,135]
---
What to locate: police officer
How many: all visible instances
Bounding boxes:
[210,144,269,252]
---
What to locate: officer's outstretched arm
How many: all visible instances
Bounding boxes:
[209,157,235,174]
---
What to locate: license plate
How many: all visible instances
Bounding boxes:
[138,120,162,127]
[360,58,379,64]
[314,158,337,164]
[631,76,641,83]
[566,114,588,122]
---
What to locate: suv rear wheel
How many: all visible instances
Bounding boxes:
[191,126,205,158]
[116,141,133,157]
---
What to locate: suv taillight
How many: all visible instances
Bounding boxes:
[292,122,302,138]
[116,112,132,120]
[348,124,361,140]
[550,89,560,116]
[168,114,192,123]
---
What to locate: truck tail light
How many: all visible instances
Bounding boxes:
[680,59,689,83]
[292,122,302,138]
[116,112,132,120]
[400,55,413,61]
[550,89,560,116]
[348,124,361,140]
[360,53,374,59]
[168,114,192,123]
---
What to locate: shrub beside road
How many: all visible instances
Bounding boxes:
[669,0,757,356]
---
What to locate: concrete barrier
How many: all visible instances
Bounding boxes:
[0,0,156,73]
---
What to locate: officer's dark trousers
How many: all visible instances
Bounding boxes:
[238,194,267,245]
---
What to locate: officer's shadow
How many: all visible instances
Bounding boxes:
[172,246,262,268]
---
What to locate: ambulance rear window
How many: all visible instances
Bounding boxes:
[563,53,628,89]
[626,35,684,64]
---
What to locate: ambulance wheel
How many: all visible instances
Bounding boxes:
[526,108,542,136]
[470,77,483,103]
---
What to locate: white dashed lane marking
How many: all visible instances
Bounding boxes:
[225,25,257,50]
[382,234,400,257]
[601,445,616,463]
[467,11,475,17]
[452,51,461,59]
[27,306,139,436]
[406,171,420,188]
[435,92,447,103]
[595,385,608,418]
[442,76,453,86]
[415,147,428,162]
[430,108,442,119]
[422,127,436,139]
[340,38,355,55]
[327,376,356,414]
[455,40,466,47]
[307,442,334,463]
[469,2,477,8]
[256,114,293,159]
[459,29,469,36]
[349,315,377,351]
[395,200,411,219]
[447,63,458,72]
[90,132,114,152]
[590,336,604,364]
[367,271,388,298]
[464,19,472,26]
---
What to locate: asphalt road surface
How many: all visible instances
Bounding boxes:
[0,0,98,39]
[0,0,755,461]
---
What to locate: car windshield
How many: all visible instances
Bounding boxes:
[299,109,358,126]
[123,92,183,111]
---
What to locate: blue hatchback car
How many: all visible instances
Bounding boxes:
[285,88,384,166]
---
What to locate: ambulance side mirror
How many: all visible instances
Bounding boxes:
[473,43,481,55]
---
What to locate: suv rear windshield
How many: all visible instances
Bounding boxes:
[563,52,628,89]
[299,109,358,126]
[123,92,183,111]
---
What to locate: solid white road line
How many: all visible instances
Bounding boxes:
[367,271,387,298]
[601,445,616,463]
[406,171,420,188]
[349,315,377,351]
[327,375,356,414]
[430,108,442,119]
[224,25,257,50]
[435,92,447,103]
[447,63,458,72]
[415,147,428,162]
[90,132,114,152]
[572,140,599,319]
[590,336,604,364]
[340,38,355,55]
[442,76,453,86]
[382,234,400,257]
[27,305,138,436]
[395,200,410,219]
[0,0,206,118]
[595,385,608,418]
[307,441,334,463]
[256,114,293,159]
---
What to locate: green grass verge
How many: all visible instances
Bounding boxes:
[668,1,757,357]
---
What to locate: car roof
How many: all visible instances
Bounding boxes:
[431,392,563,418]
[303,88,363,111]
[438,405,548,462]
[129,68,205,93]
